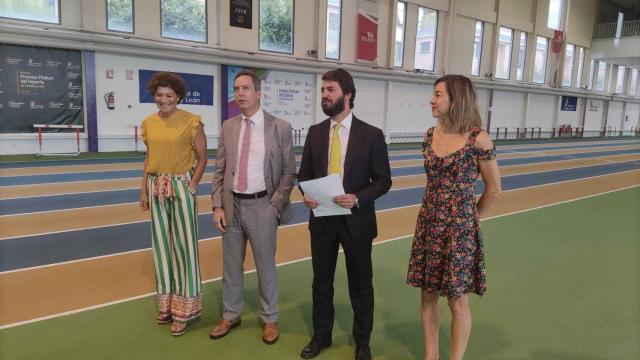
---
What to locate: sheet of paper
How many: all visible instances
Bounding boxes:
[298,174,352,217]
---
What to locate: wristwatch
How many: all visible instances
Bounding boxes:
[354,196,360,209]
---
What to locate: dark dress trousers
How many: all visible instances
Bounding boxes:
[297,116,392,346]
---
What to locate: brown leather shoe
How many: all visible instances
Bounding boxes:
[209,318,241,339]
[262,322,279,344]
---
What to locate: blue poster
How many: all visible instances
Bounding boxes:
[138,70,214,106]
[561,96,577,111]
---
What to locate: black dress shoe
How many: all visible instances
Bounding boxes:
[355,345,371,360]
[300,337,332,359]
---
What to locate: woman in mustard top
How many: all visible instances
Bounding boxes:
[139,72,207,336]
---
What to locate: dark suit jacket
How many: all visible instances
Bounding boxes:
[298,116,392,241]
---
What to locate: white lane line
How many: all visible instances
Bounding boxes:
[1,184,638,330]
[1,165,639,240]
[0,166,143,178]
[481,184,640,220]
[1,156,638,221]
[0,144,627,197]
[0,185,142,201]
[3,148,638,200]
[2,141,637,177]
[0,177,142,191]
[0,138,636,170]
[495,140,640,151]
[0,156,145,165]
[2,173,638,271]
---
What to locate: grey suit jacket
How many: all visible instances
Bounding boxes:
[211,110,297,225]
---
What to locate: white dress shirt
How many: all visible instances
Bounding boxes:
[233,108,267,193]
[327,112,352,176]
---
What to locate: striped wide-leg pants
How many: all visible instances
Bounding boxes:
[147,174,202,322]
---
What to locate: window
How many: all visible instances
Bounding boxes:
[0,0,60,23]
[260,0,294,53]
[414,7,438,71]
[587,60,595,89]
[161,0,206,42]
[533,36,548,84]
[394,1,407,67]
[471,20,483,76]
[615,12,624,39]
[596,61,607,91]
[615,66,625,93]
[575,47,584,88]
[629,69,638,96]
[495,26,513,79]
[419,41,431,54]
[548,0,562,30]
[107,0,134,33]
[562,43,574,86]
[325,0,341,59]
[516,32,527,81]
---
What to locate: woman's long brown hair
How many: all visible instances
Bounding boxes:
[435,75,483,134]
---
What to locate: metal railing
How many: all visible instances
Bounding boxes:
[488,127,640,139]
[601,126,640,137]
[389,131,424,143]
[488,128,552,140]
[593,20,640,39]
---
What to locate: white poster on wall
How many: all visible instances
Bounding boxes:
[260,70,314,130]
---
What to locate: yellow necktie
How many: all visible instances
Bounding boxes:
[329,123,341,175]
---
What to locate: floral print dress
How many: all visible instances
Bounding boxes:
[407,127,496,298]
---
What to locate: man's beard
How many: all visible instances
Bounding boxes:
[322,97,345,117]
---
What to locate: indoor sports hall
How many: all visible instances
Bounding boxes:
[1,1,638,359]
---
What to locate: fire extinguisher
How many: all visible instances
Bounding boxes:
[104,91,115,110]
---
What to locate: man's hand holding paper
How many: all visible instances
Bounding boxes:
[298,173,352,217]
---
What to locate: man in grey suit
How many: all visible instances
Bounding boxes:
[210,69,296,345]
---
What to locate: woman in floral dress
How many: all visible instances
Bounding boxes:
[407,75,502,360]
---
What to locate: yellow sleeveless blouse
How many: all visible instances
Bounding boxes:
[141,109,203,174]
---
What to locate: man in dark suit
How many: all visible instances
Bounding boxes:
[210,70,296,344]
[298,69,392,360]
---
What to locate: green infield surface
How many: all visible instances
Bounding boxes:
[1,187,638,360]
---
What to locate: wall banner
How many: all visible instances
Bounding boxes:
[230,0,252,29]
[221,65,313,129]
[356,0,379,62]
[552,30,564,54]
[0,44,83,133]
[138,70,214,106]
[561,96,577,111]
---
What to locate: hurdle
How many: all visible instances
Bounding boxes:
[128,125,146,154]
[33,124,83,158]
[292,128,306,146]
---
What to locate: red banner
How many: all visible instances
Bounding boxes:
[356,0,378,62]
[552,30,564,54]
